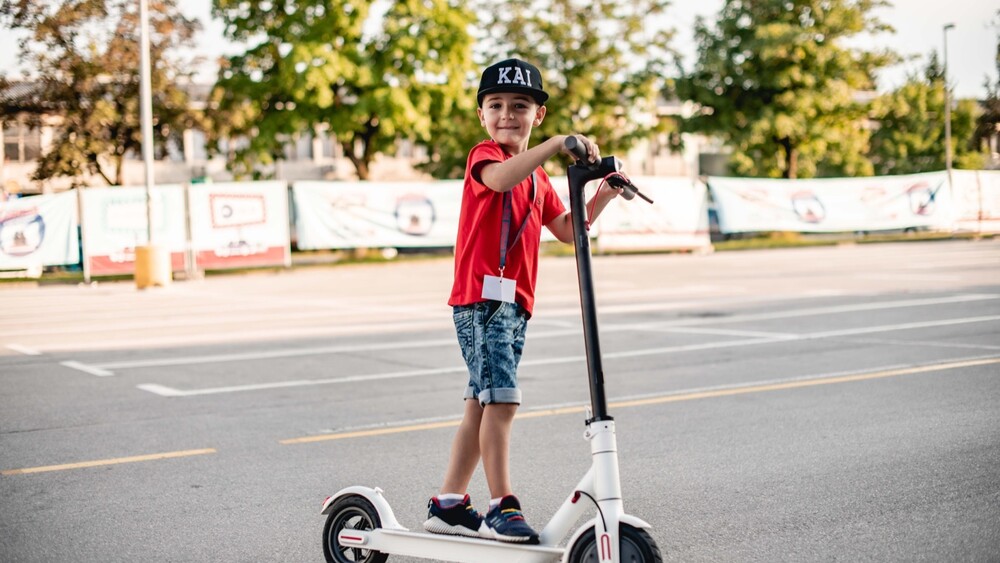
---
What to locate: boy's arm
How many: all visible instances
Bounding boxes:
[545,185,621,244]
[479,135,599,193]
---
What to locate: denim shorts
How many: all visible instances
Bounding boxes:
[453,301,528,405]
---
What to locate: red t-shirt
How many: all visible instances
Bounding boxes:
[449,140,566,316]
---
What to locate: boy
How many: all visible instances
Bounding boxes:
[423,58,622,544]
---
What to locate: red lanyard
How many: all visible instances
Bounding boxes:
[498,171,536,274]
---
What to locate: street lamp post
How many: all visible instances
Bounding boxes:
[139,0,155,238]
[134,0,171,288]
[943,23,955,184]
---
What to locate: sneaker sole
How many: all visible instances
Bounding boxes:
[423,517,482,538]
[479,526,539,544]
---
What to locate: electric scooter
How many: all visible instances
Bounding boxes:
[321,137,662,563]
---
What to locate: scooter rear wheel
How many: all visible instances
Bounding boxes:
[322,495,389,563]
[567,523,663,563]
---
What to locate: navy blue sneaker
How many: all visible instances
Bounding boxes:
[423,494,484,538]
[480,495,539,544]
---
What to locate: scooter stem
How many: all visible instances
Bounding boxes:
[565,136,623,422]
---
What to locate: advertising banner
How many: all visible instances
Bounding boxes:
[595,176,711,252]
[80,186,187,275]
[708,172,952,234]
[0,191,80,269]
[951,170,1000,233]
[187,182,291,269]
[293,180,462,250]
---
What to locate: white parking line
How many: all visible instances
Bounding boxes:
[137,365,471,397]
[134,314,1000,397]
[63,329,579,376]
[94,337,463,370]
[142,342,787,397]
[6,344,41,355]
[65,293,999,376]
[803,316,1000,339]
[638,293,999,327]
[646,327,799,339]
[60,361,114,377]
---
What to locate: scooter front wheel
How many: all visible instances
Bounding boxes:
[322,495,389,563]
[567,523,663,563]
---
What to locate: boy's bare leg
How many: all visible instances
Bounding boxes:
[440,399,484,494]
[480,403,518,498]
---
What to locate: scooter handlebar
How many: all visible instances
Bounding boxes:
[564,135,590,163]
[565,135,653,204]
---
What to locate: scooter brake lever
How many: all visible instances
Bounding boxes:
[606,174,654,204]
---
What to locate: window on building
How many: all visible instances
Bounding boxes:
[3,121,42,162]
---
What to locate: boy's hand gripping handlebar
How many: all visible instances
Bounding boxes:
[564,136,653,203]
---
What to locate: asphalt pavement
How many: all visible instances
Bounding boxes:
[1,239,998,562]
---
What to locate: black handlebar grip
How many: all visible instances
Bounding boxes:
[564,135,589,161]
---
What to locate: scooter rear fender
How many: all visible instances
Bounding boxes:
[321,486,407,531]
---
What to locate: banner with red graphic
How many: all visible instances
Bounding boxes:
[951,170,1000,233]
[292,181,462,249]
[707,172,952,234]
[187,182,291,269]
[0,191,79,269]
[79,186,187,275]
[594,176,711,251]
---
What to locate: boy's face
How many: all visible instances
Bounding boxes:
[477,92,546,154]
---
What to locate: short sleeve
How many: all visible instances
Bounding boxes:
[468,141,505,194]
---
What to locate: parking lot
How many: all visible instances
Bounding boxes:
[2,239,999,562]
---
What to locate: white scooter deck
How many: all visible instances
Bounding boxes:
[338,528,566,563]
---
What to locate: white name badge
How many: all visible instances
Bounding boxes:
[482,275,516,304]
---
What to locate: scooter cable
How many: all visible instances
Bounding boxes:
[572,490,608,532]
[585,171,633,231]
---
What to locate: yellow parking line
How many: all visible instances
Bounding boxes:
[610,357,1000,410]
[279,421,461,445]
[281,357,1000,445]
[1,448,217,476]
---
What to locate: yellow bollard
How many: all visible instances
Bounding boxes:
[134,245,172,289]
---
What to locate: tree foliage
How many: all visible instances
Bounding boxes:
[677,0,897,179]
[869,52,983,175]
[210,0,476,180]
[972,10,1000,167]
[0,0,200,187]
[438,0,675,179]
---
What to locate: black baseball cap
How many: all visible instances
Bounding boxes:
[477,58,549,107]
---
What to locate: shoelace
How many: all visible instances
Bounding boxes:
[500,508,525,522]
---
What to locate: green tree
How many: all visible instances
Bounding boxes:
[0,0,200,187]
[869,52,982,174]
[453,0,675,179]
[210,0,476,180]
[972,10,1000,167]
[677,0,897,179]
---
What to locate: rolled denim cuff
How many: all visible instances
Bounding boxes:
[478,387,522,406]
